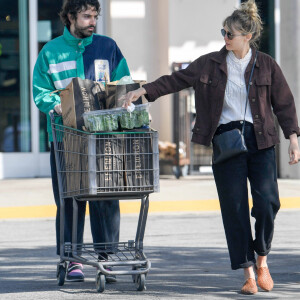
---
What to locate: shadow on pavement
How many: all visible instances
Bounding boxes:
[0,245,299,298]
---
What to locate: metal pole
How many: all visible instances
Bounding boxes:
[19,0,30,152]
[29,0,39,158]
[97,0,111,36]
[275,0,281,65]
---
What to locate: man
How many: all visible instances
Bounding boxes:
[33,0,130,283]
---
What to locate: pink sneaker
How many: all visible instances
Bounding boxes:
[66,262,84,282]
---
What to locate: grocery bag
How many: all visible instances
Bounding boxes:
[105,80,146,109]
[63,131,85,196]
[124,133,153,191]
[60,78,105,130]
[97,134,125,192]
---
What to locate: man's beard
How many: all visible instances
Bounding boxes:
[74,23,95,38]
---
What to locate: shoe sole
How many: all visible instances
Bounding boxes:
[241,290,257,295]
[65,278,85,282]
[106,276,117,283]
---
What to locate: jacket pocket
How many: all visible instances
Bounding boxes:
[199,74,219,87]
[255,76,271,98]
[267,127,277,136]
[255,76,271,86]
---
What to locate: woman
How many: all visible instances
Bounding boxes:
[120,0,300,295]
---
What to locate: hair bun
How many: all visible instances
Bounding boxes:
[241,0,258,19]
[223,0,262,48]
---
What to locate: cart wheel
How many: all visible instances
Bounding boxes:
[132,266,137,283]
[135,274,146,291]
[96,272,106,293]
[57,265,66,286]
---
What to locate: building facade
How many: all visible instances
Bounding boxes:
[0,0,299,178]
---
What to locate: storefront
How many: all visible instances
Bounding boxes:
[2,0,297,179]
[0,0,106,178]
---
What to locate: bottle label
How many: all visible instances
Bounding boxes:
[94,59,110,83]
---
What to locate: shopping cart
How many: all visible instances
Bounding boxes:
[50,112,159,293]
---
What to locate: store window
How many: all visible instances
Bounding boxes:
[38,0,64,152]
[0,0,30,152]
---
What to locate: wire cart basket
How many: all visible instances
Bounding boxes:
[50,112,159,293]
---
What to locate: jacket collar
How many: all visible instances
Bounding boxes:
[210,46,260,75]
[63,26,94,48]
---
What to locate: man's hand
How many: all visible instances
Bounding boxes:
[288,133,300,165]
[54,104,62,115]
[119,87,147,109]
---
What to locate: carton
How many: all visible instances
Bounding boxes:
[83,103,150,132]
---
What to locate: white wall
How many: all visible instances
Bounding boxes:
[168,0,238,64]
[279,0,300,178]
[109,0,237,142]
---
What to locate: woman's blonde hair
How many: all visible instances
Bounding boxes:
[223,0,263,48]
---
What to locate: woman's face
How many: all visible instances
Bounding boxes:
[223,25,249,52]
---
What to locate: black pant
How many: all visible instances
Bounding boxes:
[50,143,120,256]
[212,121,280,270]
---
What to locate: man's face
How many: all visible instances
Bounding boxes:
[69,5,98,39]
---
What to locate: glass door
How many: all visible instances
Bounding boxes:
[0,0,30,152]
[0,0,107,178]
[37,0,64,152]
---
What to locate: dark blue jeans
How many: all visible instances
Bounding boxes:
[50,143,120,256]
[212,121,280,270]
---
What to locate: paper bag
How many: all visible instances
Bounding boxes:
[105,80,146,109]
[60,78,105,130]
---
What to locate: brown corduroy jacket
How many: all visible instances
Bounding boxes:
[143,46,300,149]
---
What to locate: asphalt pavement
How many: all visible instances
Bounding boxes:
[0,175,300,299]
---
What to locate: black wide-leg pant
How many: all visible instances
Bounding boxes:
[212,121,281,270]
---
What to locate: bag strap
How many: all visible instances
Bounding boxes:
[242,51,258,135]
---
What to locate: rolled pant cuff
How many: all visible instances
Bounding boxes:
[231,259,256,270]
[255,249,271,256]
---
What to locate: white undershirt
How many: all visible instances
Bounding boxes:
[218,48,253,125]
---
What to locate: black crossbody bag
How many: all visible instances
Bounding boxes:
[212,52,258,165]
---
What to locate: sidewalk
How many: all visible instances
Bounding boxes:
[0,175,300,218]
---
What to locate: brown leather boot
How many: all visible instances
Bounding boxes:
[255,266,274,291]
[241,278,258,295]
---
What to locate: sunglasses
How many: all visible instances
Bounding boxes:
[221,29,243,40]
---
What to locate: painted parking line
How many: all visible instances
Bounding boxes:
[0,197,299,219]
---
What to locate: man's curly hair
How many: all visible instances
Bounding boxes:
[59,0,101,28]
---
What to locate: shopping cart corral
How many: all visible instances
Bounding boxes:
[50,112,159,293]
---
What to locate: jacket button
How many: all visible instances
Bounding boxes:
[258,131,262,135]
[209,80,212,84]
[255,115,259,118]
[252,98,255,102]
[250,82,253,85]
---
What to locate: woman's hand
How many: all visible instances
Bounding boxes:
[288,133,300,165]
[120,87,147,109]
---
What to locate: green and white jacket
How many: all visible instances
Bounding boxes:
[33,27,130,141]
